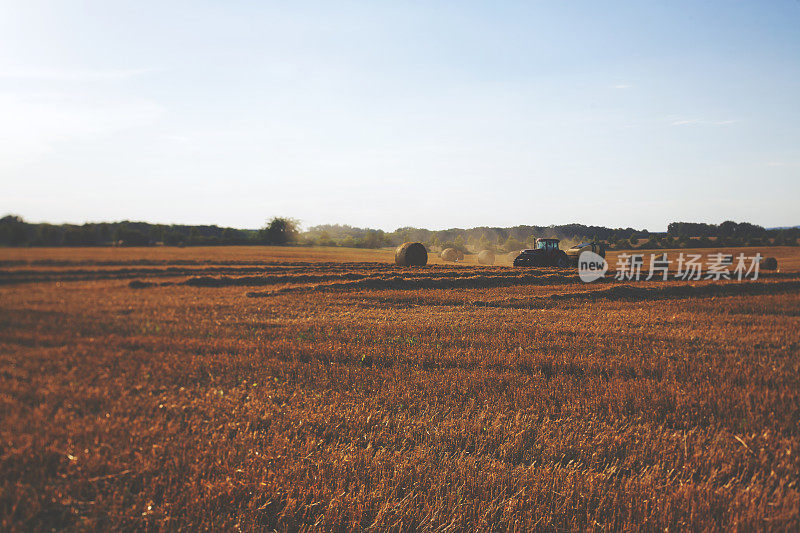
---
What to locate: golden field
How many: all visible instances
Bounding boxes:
[1,246,798,531]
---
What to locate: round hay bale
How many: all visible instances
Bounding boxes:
[440,248,463,262]
[760,256,778,270]
[477,250,495,265]
[395,242,428,266]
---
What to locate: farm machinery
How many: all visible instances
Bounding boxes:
[564,241,606,266]
[512,238,605,268]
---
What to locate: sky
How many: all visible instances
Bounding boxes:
[1,1,799,232]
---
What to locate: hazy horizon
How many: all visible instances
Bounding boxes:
[2,1,799,232]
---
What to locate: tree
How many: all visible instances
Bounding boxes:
[62,225,96,246]
[114,224,150,246]
[163,228,185,246]
[719,220,737,237]
[352,229,385,248]
[642,236,661,249]
[502,236,524,252]
[0,215,28,246]
[478,232,495,251]
[259,217,299,245]
[315,230,335,247]
[32,224,61,246]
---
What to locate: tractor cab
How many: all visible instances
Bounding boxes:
[535,238,561,252]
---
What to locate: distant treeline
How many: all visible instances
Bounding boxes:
[302,221,799,251]
[1,215,797,250]
[0,216,294,247]
[628,221,800,249]
[303,223,644,252]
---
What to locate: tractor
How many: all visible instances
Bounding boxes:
[513,239,606,268]
[513,238,570,267]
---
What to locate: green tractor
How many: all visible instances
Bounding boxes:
[513,238,606,268]
[512,238,569,267]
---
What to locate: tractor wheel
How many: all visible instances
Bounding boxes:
[556,254,569,268]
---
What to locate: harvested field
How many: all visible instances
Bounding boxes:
[1,245,799,531]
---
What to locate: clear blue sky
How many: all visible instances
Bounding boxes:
[1,1,798,231]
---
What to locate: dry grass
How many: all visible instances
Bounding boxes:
[1,246,798,531]
[0,245,397,265]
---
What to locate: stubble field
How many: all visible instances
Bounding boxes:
[1,246,799,531]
